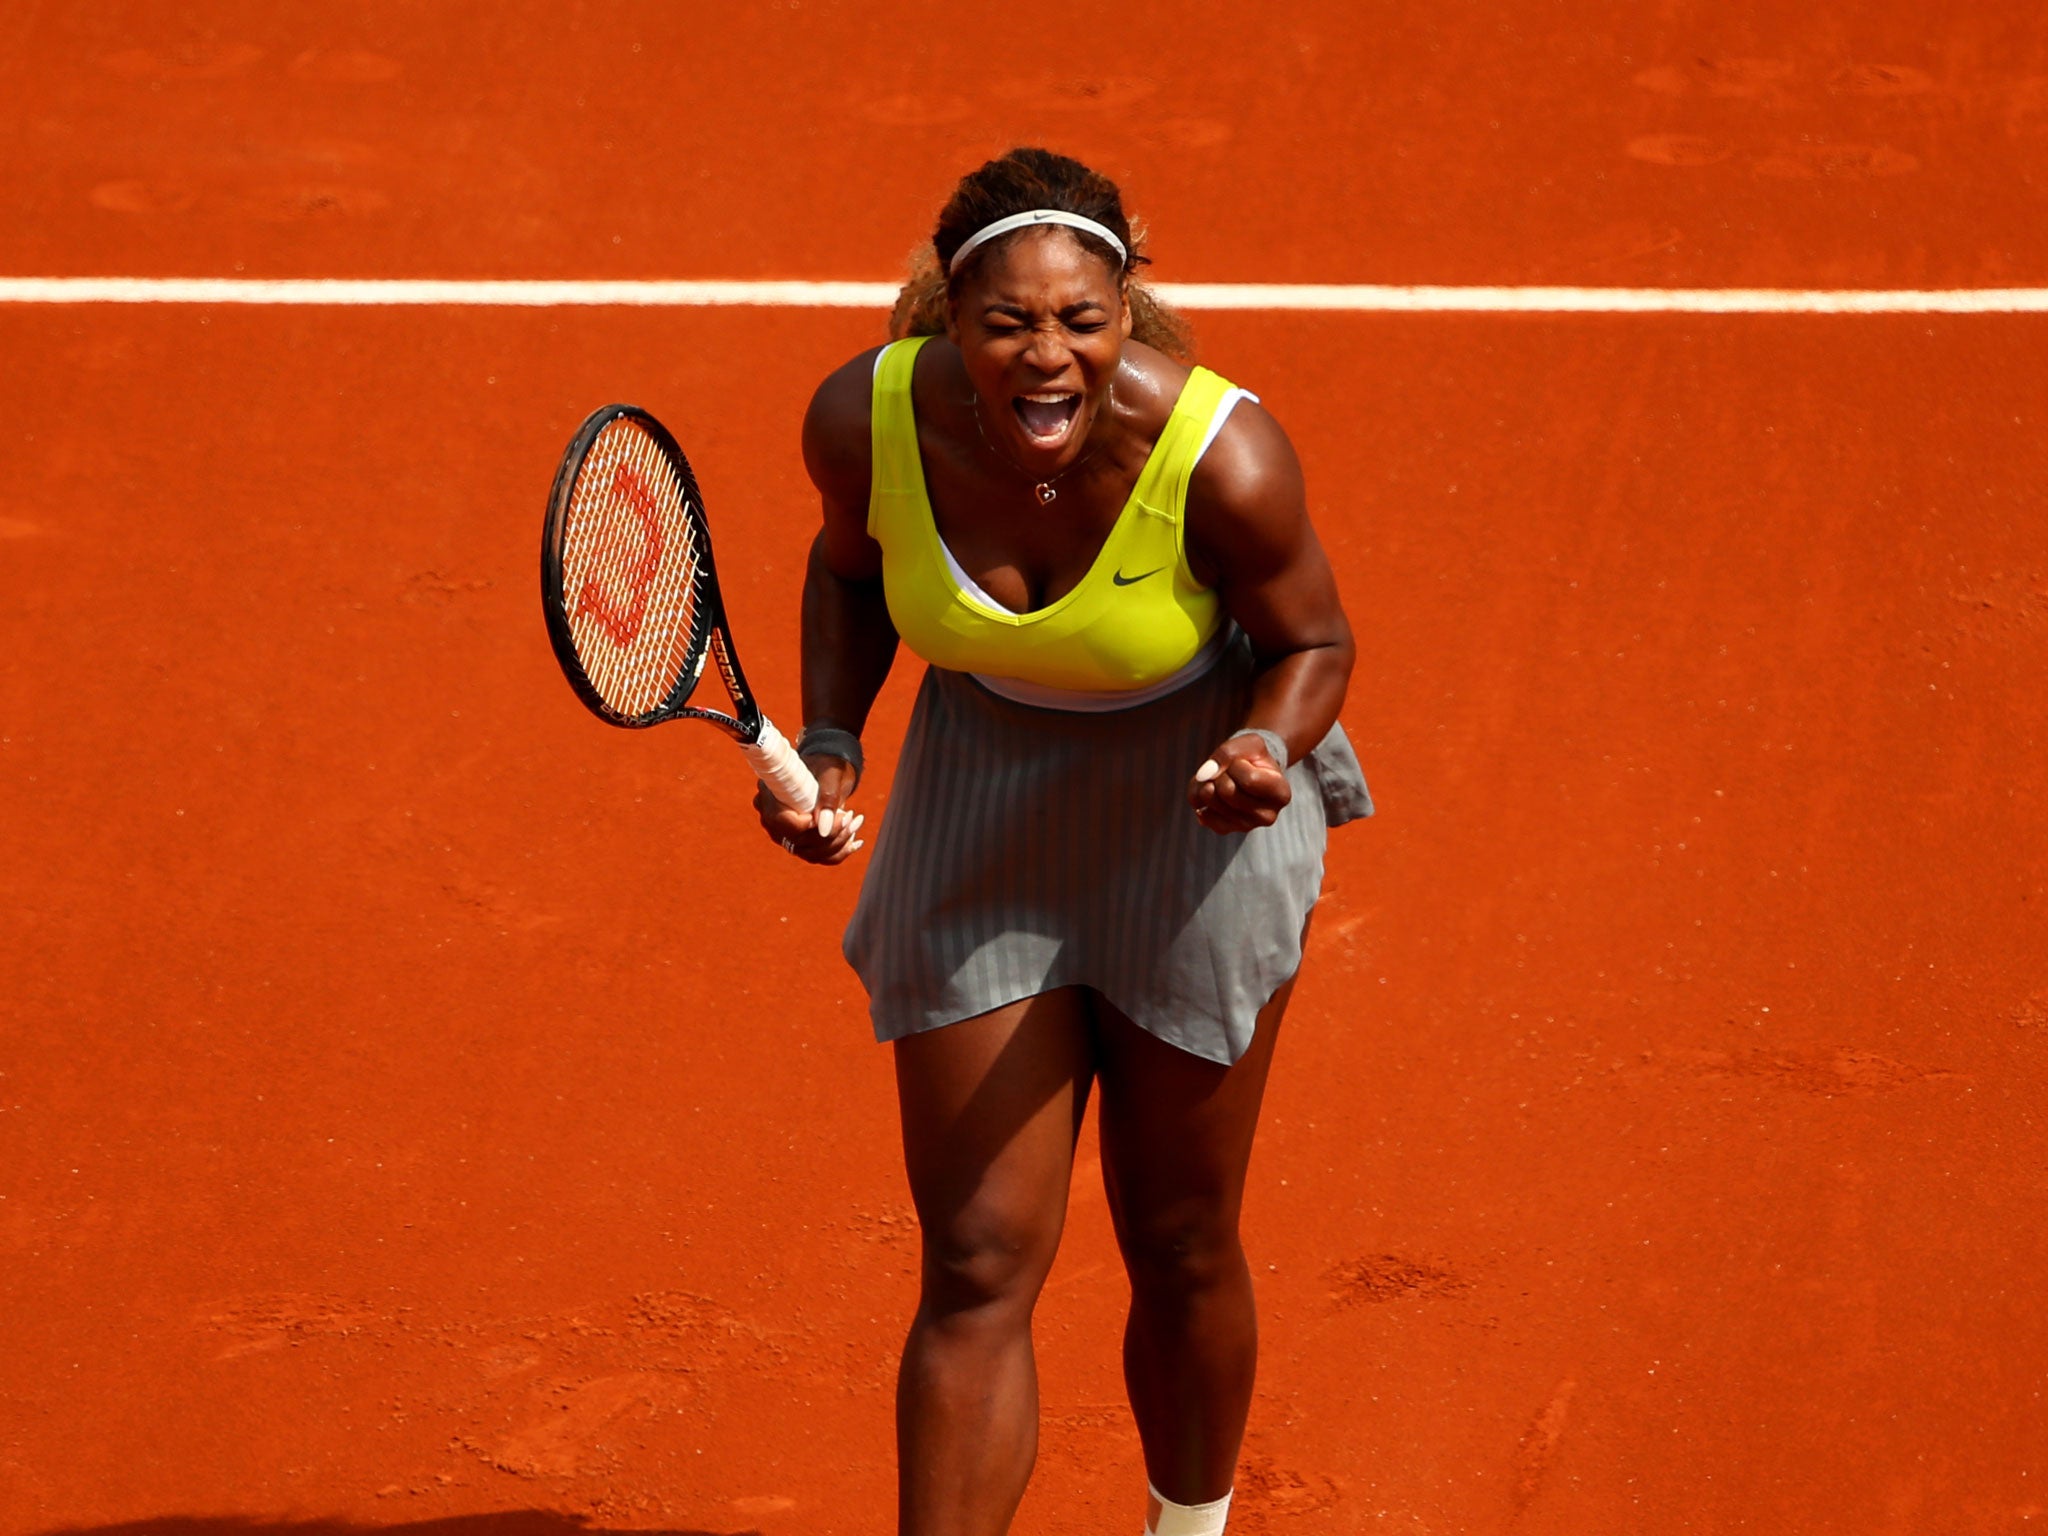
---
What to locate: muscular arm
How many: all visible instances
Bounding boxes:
[1182,400,1355,832]
[756,350,900,863]
[800,528,897,736]
[799,352,899,739]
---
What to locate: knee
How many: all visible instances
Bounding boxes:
[1118,1209,1247,1305]
[917,1212,1059,1325]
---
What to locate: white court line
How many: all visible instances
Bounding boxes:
[0,278,903,308]
[4,276,2048,313]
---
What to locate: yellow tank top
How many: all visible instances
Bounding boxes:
[868,334,1234,700]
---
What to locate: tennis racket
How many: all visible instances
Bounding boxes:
[540,403,817,812]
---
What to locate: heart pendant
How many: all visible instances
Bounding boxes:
[1035,483,1058,505]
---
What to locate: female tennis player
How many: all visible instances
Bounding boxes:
[757,147,1371,1536]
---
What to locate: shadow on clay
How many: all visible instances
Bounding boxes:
[35,1516,762,1536]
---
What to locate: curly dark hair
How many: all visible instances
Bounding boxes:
[888,147,1194,360]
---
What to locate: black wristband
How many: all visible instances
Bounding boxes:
[796,724,864,785]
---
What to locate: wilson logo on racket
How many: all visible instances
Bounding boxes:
[576,464,667,646]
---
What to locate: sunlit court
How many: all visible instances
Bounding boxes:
[4,6,2045,1534]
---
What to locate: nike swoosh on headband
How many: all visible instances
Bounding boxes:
[948,210,1130,274]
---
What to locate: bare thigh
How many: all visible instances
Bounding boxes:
[1092,978,1290,1267]
[892,989,1096,1304]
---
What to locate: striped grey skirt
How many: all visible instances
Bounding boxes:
[843,634,1373,1065]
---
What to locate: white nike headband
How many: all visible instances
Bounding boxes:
[947,209,1130,274]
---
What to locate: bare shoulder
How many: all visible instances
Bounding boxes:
[1185,395,1309,586]
[802,345,886,503]
[1189,395,1305,520]
[1112,340,1195,440]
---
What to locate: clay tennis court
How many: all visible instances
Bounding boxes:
[4,5,2045,1532]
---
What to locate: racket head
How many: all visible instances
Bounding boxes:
[541,404,719,728]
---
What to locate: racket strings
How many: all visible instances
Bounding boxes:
[561,418,708,717]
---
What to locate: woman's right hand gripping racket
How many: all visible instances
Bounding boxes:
[540,404,821,819]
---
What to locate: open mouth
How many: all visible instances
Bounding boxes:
[1012,392,1081,444]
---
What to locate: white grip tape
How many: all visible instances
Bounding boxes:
[743,717,819,813]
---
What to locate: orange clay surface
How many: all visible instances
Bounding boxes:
[4,5,2047,1534]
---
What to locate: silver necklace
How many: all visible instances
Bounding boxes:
[969,387,1114,504]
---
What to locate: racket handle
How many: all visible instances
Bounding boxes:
[744,717,820,814]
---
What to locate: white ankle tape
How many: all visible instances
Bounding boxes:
[1146,1481,1233,1536]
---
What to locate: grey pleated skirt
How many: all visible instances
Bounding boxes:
[842,634,1373,1065]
